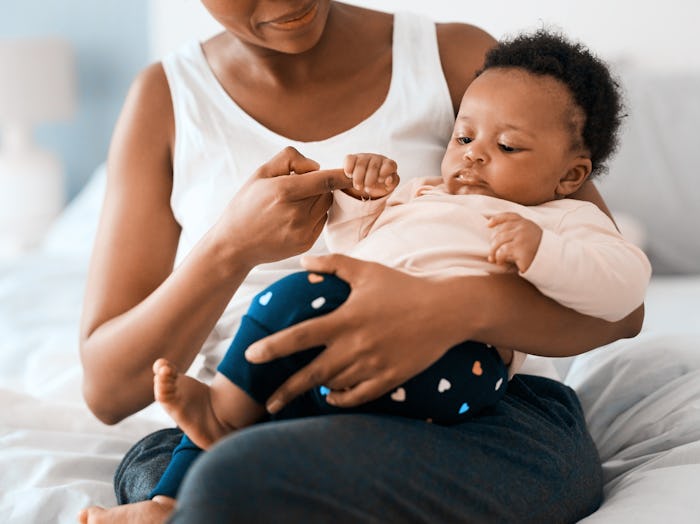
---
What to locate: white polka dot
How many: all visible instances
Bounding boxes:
[258,291,272,306]
[438,378,451,393]
[311,297,326,309]
[390,387,406,402]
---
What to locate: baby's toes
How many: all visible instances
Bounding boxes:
[154,358,179,378]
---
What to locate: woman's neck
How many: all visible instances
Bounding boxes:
[199,2,394,142]
[207,2,391,88]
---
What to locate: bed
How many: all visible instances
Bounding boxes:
[1,65,699,523]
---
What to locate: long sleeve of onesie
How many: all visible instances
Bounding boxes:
[521,203,651,322]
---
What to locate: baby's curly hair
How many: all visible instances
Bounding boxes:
[478,29,624,177]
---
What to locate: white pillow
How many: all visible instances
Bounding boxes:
[597,66,700,275]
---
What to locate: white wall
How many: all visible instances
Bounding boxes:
[150,0,699,72]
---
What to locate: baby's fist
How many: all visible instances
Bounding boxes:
[343,153,399,199]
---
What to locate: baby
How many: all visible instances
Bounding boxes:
[149,30,651,500]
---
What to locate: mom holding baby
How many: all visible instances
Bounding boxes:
[79,1,642,522]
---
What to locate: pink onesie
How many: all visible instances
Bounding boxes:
[327,177,652,376]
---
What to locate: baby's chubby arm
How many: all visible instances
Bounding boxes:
[487,212,542,273]
[489,207,651,322]
[342,153,400,199]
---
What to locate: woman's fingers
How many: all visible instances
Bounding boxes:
[246,256,454,412]
[246,311,336,364]
[312,190,334,212]
[305,191,333,223]
[254,146,352,200]
[262,341,352,413]
[255,146,320,178]
[282,169,354,201]
[325,377,389,407]
[323,363,367,391]
[299,253,365,282]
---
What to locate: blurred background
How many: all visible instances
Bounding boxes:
[1,0,148,200]
[1,0,698,259]
[3,0,697,201]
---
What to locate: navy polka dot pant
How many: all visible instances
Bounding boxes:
[218,271,508,425]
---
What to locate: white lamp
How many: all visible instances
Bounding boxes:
[0,37,77,257]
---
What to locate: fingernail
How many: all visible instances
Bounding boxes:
[267,399,283,414]
[344,171,353,178]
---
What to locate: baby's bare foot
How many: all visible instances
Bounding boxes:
[77,496,174,523]
[153,358,181,406]
[153,358,227,449]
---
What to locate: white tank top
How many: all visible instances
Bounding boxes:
[162,12,455,379]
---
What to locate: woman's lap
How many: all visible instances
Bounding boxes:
[114,427,184,504]
[149,375,602,523]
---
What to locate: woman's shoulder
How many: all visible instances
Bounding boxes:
[435,23,497,112]
[118,62,174,150]
[128,62,171,111]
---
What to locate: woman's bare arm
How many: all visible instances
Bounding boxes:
[571,179,615,221]
[80,64,352,424]
[246,255,642,413]
[79,64,255,424]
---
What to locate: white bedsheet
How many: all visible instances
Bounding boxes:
[2,250,700,522]
[571,332,700,523]
[0,255,170,523]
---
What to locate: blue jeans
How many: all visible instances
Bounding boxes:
[116,375,602,522]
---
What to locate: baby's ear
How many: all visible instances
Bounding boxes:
[556,157,592,197]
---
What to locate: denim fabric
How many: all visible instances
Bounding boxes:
[157,375,603,523]
[114,427,183,504]
[148,434,201,499]
[115,271,602,520]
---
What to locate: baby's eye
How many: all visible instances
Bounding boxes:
[456,136,473,145]
[499,143,518,153]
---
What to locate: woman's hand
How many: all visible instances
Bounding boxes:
[244,255,644,414]
[80,146,353,424]
[211,146,353,268]
[245,254,465,412]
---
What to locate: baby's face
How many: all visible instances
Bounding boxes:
[441,67,589,205]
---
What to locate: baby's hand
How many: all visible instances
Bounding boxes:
[487,212,543,273]
[343,153,399,199]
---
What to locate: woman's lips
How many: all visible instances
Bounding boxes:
[264,2,319,30]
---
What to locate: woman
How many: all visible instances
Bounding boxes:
[79,1,641,522]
